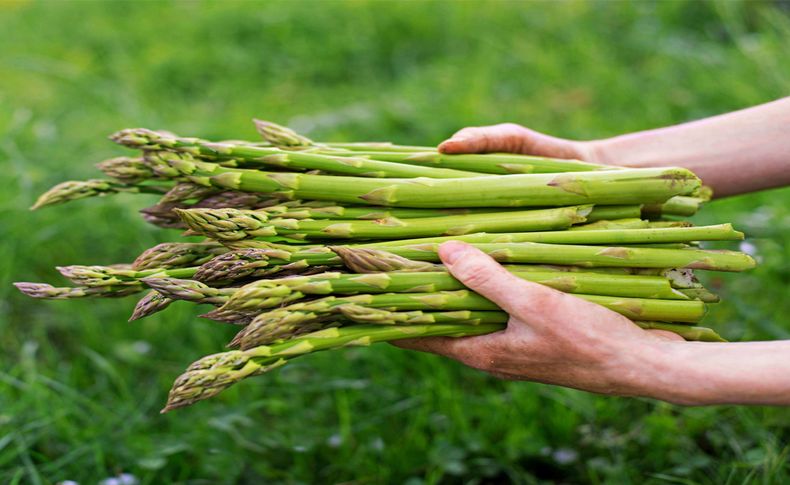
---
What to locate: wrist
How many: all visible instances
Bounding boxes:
[600,337,700,403]
[624,339,714,405]
[578,138,620,166]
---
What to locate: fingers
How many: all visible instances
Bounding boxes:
[438,123,528,154]
[438,123,589,160]
[438,241,572,321]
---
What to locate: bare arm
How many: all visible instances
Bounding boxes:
[395,242,790,405]
[439,97,790,197]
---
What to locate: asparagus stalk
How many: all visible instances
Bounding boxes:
[315,150,614,175]
[633,321,725,342]
[13,282,144,299]
[57,265,200,287]
[30,179,168,210]
[585,206,643,222]
[364,224,744,247]
[644,196,704,217]
[240,203,560,221]
[133,242,230,270]
[233,303,509,346]
[230,290,706,348]
[175,205,592,240]
[140,278,238,305]
[339,307,724,342]
[140,151,701,208]
[253,119,614,174]
[162,323,506,412]
[570,219,650,230]
[195,268,688,321]
[163,314,724,411]
[333,242,757,272]
[96,157,158,184]
[114,129,482,179]
[678,288,720,303]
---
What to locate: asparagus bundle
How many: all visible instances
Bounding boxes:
[16,119,755,412]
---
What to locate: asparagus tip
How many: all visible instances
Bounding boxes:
[129,290,172,321]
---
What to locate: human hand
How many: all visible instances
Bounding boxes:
[394,241,683,398]
[438,123,597,161]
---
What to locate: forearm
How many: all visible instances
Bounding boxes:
[588,97,790,197]
[633,340,790,405]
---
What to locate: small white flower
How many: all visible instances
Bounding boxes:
[739,241,758,256]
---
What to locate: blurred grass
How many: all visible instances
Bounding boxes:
[1,0,789,483]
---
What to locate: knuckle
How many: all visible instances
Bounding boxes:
[513,287,565,317]
[452,259,498,290]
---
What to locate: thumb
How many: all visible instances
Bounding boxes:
[438,241,568,320]
[438,124,527,154]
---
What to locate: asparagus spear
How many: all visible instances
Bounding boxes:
[133,242,229,270]
[316,150,614,175]
[163,315,725,412]
[363,224,744,247]
[30,179,168,210]
[140,278,238,305]
[175,205,592,240]
[643,196,704,217]
[95,157,158,184]
[253,119,614,174]
[140,151,701,208]
[230,290,706,347]
[335,306,724,342]
[193,268,688,321]
[233,303,509,345]
[113,129,482,179]
[333,243,757,272]
[129,290,173,321]
[13,282,144,299]
[131,236,744,292]
[162,323,506,412]
[56,265,200,287]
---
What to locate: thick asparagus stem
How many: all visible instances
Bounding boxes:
[634,321,725,342]
[253,119,614,174]
[335,242,756,272]
[313,150,615,174]
[238,203,567,221]
[162,323,506,412]
[363,224,744,247]
[644,196,705,217]
[139,151,701,208]
[199,269,689,321]
[114,129,481,179]
[175,205,592,240]
[336,307,724,342]
[230,290,706,348]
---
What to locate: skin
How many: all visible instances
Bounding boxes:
[396,98,790,405]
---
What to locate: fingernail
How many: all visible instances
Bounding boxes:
[439,241,467,265]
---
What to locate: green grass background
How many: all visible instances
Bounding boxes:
[1,0,790,483]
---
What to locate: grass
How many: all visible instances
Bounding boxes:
[1,0,789,483]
